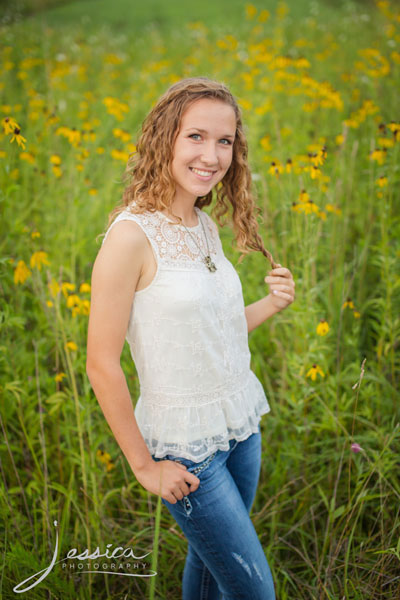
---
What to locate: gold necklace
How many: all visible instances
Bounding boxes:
[182,211,217,273]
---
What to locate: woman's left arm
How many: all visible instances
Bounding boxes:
[244,264,295,334]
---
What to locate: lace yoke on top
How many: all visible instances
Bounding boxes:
[101,203,271,461]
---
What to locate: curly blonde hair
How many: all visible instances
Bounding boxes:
[103,76,278,267]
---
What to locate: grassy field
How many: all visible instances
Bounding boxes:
[1,0,400,598]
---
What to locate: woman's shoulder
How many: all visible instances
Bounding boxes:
[101,209,150,248]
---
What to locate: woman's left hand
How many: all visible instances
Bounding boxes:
[264,264,295,311]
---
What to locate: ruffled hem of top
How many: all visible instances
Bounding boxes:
[134,371,271,462]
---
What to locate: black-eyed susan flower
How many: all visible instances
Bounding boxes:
[301,199,319,215]
[378,136,395,148]
[376,175,388,187]
[306,364,325,381]
[245,3,257,19]
[260,134,271,151]
[30,251,50,271]
[387,121,400,141]
[55,372,67,382]
[61,282,75,297]
[97,449,115,472]
[80,300,90,316]
[2,116,19,134]
[310,165,321,180]
[50,154,61,166]
[9,126,27,150]
[285,158,292,173]
[336,134,345,145]
[316,319,330,336]
[79,283,91,293]
[48,278,60,298]
[298,189,309,203]
[113,128,131,142]
[19,151,35,164]
[65,341,77,352]
[342,298,355,309]
[111,149,129,162]
[14,260,31,284]
[268,161,284,177]
[353,310,361,319]
[67,294,80,309]
[31,231,40,239]
[369,148,387,164]
[325,203,342,216]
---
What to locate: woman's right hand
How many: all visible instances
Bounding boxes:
[134,459,200,504]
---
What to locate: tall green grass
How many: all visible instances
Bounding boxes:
[1,0,399,598]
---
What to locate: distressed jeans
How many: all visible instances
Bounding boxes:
[153,425,276,600]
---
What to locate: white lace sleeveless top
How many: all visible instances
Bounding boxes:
[101,203,270,461]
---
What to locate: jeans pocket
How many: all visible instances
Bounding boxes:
[166,451,218,477]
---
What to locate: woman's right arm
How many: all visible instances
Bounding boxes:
[86,220,199,503]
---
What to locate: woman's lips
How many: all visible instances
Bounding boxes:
[189,167,216,181]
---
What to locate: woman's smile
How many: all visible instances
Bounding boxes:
[189,166,217,181]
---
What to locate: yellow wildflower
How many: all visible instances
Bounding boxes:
[353,311,361,319]
[378,136,394,148]
[61,282,75,297]
[9,127,27,150]
[80,300,90,315]
[80,283,91,293]
[65,341,77,352]
[316,319,330,336]
[325,204,342,216]
[258,9,270,22]
[302,200,320,215]
[298,189,309,203]
[376,176,388,187]
[260,134,271,151]
[48,278,60,298]
[306,364,325,381]
[97,449,115,472]
[310,166,321,180]
[14,260,31,284]
[268,161,284,177]
[50,154,61,165]
[245,4,257,19]
[111,149,129,162]
[31,231,40,239]
[67,294,81,309]
[369,148,387,164]
[343,298,355,309]
[30,251,50,271]
[19,151,35,164]
[55,372,67,382]
[2,116,19,134]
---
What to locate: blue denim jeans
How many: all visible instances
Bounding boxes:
[153,426,275,600]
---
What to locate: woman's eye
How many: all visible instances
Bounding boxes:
[189,134,201,140]
[220,139,232,145]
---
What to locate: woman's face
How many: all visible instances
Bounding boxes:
[170,98,236,205]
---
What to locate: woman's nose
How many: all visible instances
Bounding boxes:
[200,143,218,165]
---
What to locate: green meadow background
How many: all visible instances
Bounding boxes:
[1,0,400,598]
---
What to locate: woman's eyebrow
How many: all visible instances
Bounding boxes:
[184,127,235,139]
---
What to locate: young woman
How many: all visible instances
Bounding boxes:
[86,77,295,600]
